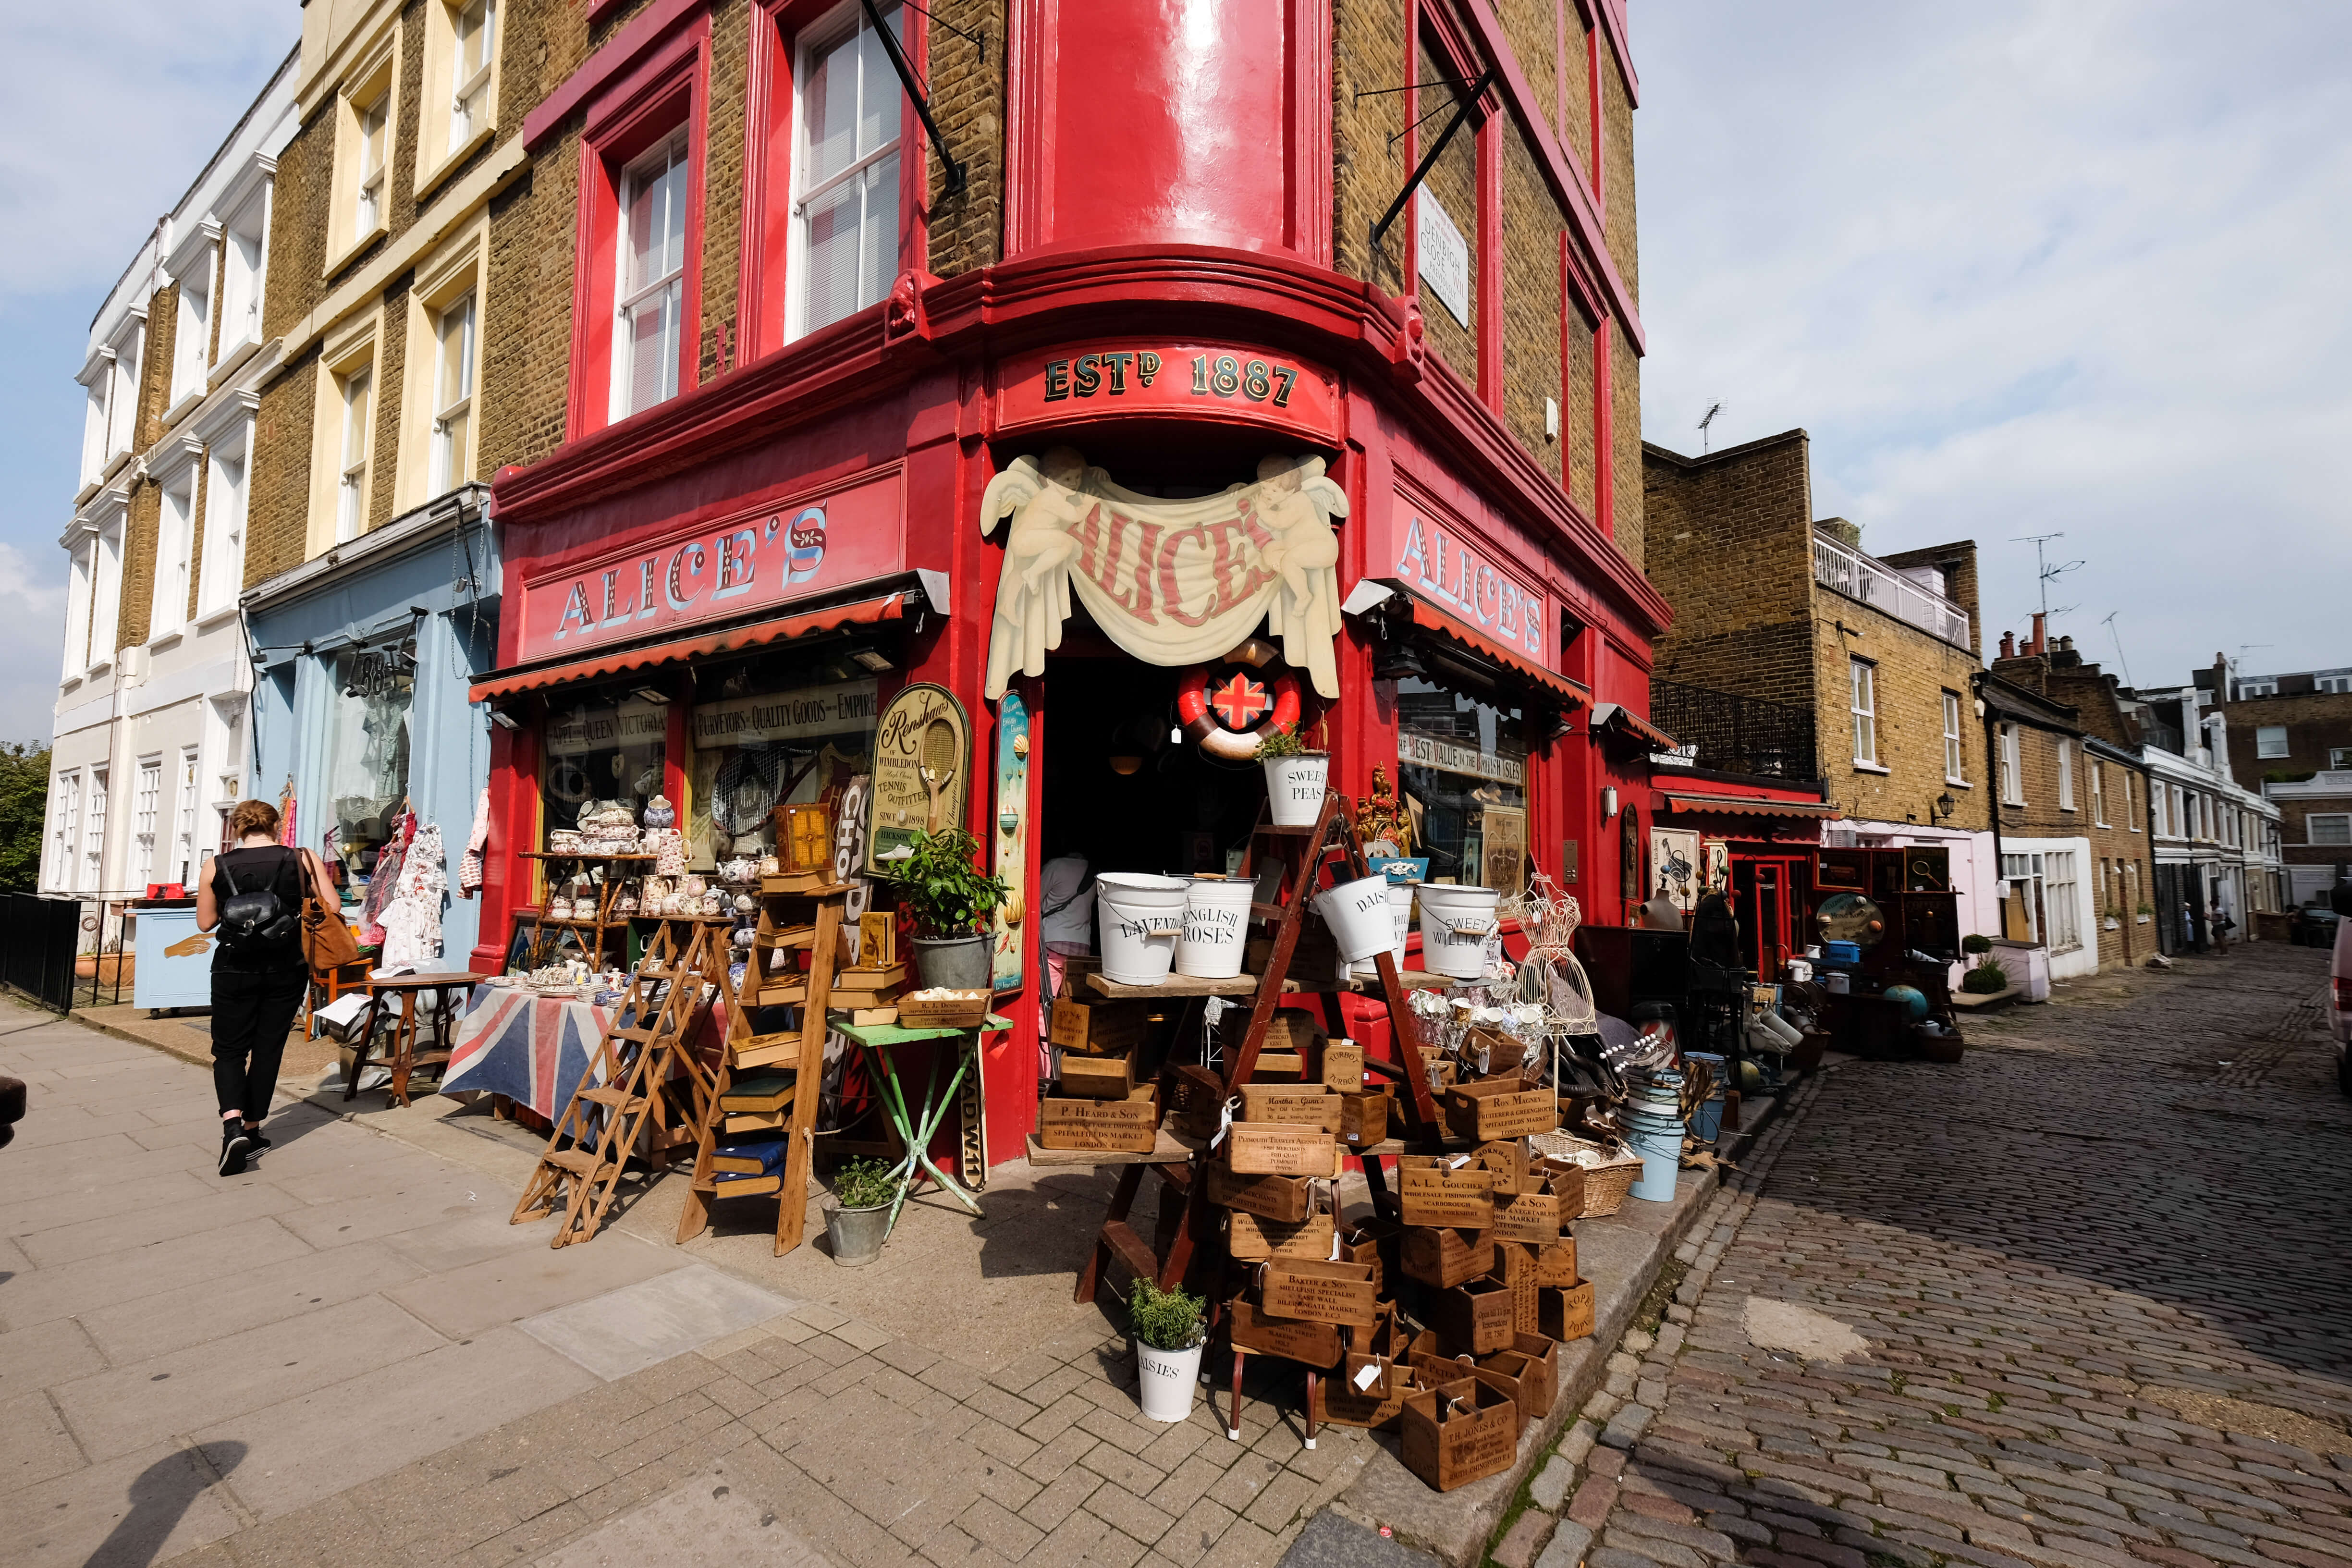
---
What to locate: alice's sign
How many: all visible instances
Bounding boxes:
[996,342,1341,443]
[1388,490,1553,668]
[981,448,1350,700]
[517,470,901,663]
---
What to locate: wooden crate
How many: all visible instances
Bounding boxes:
[1533,1236,1579,1288]
[1237,1083,1342,1132]
[1048,996,1152,1055]
[1490,1239,1538,1335]
[1319,1308,1414,1429]
[1531,1158,1588,1220]
[1397,1154,1495,1228]
[1491,1189,1565,1245]
[1261,1257,1379,1328]
[1227,1209,1335,1262]
[1338,1088,1391,1147]
[1415,1046,1458,1089]
[1432,1276,1516,1356]
[899,991,992,1027]
[1399,1377,1518,1492]
[1476,1139,1533,1194]
[1400,1226,1497,1289]
[1251,1051,1305,1082]
[1205,1163,1312,1223]
[1336,1222,1390,1295]
[1442,1076,1556,1140]
[1168,1063,1226,1140]
[1056,1051,1134,1100]
[1035,1087,1159,1153]
[1226,1299,1342,1367]
[1308,1035,1364,1090]
[1475,1332,1559,1431]
[1225,1123,1341,1177]
[1539,1278,1597,1343]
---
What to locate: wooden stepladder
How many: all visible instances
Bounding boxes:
[1074,791,1443,1306]
[513,919,726,1247]
[674,876,847,1257]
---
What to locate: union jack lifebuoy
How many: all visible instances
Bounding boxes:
[1176,660,1303,760]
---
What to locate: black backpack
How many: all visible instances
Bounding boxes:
[218,849,303,956]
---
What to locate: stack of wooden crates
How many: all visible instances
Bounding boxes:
[1036,993,1162,1152]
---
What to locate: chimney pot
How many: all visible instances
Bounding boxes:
[2029,612,2047,654]
[1999,631,2016,658]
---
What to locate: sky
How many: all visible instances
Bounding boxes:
[0,3,2346,746]
[1633,0,2352,692]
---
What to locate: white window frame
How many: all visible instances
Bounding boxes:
[787,1,905,342]
[1849,658,1878,768]
[2310,813,2352,847]
[2255,725,2290,760]
[2091,760,2107,827]
[2057,739,2075,810]
[134,756,162,884]
[2319,675,2352,695]
[196,412,254,620]
[85,766,110,891]
[89,513,123,672]
[337,362,375,541]
[1941,690,1966,784]
[173,745,202,888]
[2043,848,2082,955]
[158,471,197,638]
[2000,723,2022,805]
[214,168,273,369]
[168,226,219,409]
[61,536,95,678]
[355,90,390,243]
[450,0,496,147]
[103,319,145,466]
[51,772,79,888]
[2126,771,2138,833]
[611,132,691,421]
[2331,747,2352,770]
[430,291,477,495]
[79,359,112,486]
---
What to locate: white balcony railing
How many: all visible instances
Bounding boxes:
[1812,531,1972,648]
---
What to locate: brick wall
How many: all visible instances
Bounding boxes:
[1332,0,1410,294]
[1816,611,1987,831]
[1565,310,1595,516]
[2221,689,2352,779]
[1610,323,1641,567]
[1559,12,1592,173]
[250,350,319,586]
[1641,431,1815,710]
[1600,46,1635,304]
[1878,539,1980,659]
[113,281,184,652]
[1500,126,1562,483]
[2277,794,2352,862]
[698,0,751,384]
[370,274,412,527]
[1998,717,2153,970]
[925,0,1006,279]
[1415,37,1479,391]
[263,105,331,343]
[1497,0,1555,151]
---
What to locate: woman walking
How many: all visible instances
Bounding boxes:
[195,801,340,1175]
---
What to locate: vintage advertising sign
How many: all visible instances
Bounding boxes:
[517,469,902,662]
[1385,488,1554,669]
[866,683,972,872]
[990,688,1030,994]
[996,342,1341,443]
[981,448,1349,698]
[690,681,878,748]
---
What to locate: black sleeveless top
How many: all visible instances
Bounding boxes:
[211,845,310,974]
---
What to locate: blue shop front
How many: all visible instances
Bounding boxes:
[243,487,500,964]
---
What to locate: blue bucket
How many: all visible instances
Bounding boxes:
[1623,1071,1686,1202]
[1682,1052,1727,1143]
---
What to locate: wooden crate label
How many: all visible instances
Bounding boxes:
[1226,1300,1342,1367]
[1434,1277,1517,1357]
[1400,1378,1519,1492]
[1056,1051,1134,1100]
[1338,1088,1391,1146]
[1476,1139,1532,1193]
[1397,1155,1495,1228]
[1034,1087,1159,1152]
[1443,1076,1556,1140]
[1225,1123,1341,1176]
[1260,1258,1379,1328]
[1491,1190,1562,1244]
[1400,1226,1497,1289]
[1533,1236,1580,1288]
[1205,1163,1311,1223]
[1227,1209,1335,1262]
[1315,1364,1414,1430]
[1048,996,1152,1055]
[1311,1036,1365,1090]
[1539,1279,1597,1343]
[1490,1240,1539,1335]
[1237,1083,1343,1132]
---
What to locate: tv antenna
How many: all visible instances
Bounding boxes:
[2099,612,2138,690]
[1697,402,1724,453]
[2233,644,2274,696]
[2011,531,2083,621]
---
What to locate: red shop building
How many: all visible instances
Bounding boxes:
[469,0,1666,1165]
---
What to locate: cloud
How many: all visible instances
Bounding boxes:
[1635,0,2352,686]
[0,541,67,743]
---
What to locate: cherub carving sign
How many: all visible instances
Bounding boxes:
[979,448,1349,699]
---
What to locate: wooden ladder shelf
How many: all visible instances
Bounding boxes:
[1074,789,1443,1307]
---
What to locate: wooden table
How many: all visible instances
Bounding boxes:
[346,972,495,1108]
[830,1013,1008,1234]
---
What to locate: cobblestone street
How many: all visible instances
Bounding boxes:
[1486,941,2352,1568]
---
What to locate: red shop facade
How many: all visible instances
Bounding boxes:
[471,0,1669,1166]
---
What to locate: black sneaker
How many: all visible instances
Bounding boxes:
[219,1127,252,1176]
[245,1124,272,1153]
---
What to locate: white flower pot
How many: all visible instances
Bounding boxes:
[1136,1338,1205,1422]
[1263,752,1329,827]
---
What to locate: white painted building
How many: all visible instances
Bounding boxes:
[2121,684,2281,953]
[43,52,299,903]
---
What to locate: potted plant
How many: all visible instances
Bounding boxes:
[881,826,1007,990]
[824,1157,903,1266]
[2137,900,2154,923]
[1959,933,2009,995]
[1257,724,1329,828]
[2103,906,2123,931]
[1128,1278,1208,1421]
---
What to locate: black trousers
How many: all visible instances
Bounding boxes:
[212,968,309,1122]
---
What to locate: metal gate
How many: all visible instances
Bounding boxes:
[2,894,83,1012]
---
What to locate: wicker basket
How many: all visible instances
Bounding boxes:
[1528,1132,1643,1218]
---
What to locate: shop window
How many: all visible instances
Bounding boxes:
[325,638,416,880]
[543,686,672,844]
[1395,676,1528,894]
[791,3,904,340]
[686,649,880,865]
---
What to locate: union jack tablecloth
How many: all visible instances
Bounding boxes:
[441,985,611,1119]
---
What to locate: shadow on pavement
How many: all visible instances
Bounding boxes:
[86,1439,246,1568]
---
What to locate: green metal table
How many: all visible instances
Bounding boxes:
[831,1013,1009,1233]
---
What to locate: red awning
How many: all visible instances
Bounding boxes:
[1407,598,1592,709]
[468,590,910,703]
[1661,792,1842,821]
[1596,704,1679,753]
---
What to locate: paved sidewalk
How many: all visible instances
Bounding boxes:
[1477,942,2352,1568]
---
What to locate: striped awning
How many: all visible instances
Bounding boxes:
[1405,597,1592,709]
[468,589,910,703]
[1661,792,1842,821]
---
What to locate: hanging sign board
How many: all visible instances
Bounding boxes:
[1381,485,1556,670]
[995,342,1341,444]
[981,449,1350,699]
[990,688,1031,993]
[866,683,972,872]
[690,681,879,747]
[1417,188,1471,327]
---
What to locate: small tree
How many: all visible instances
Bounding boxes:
[0,740,51,892]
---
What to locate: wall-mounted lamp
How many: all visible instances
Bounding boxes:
[488,709,519,732]
[1931,791,1957,826]
[631,686,671,705]
[850,648,895,672]
[1601,786,1619,821]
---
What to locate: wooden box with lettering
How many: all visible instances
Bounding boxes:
[1226,1299,1342,1368]
[1539,1278,1597,1343]
[1533,1236,1579,1288]
[1237,1083,1342,1132]
[1035,1087,1159,1153]
[1048,996,1152,1056]
[1432,1276,1516,1357]
[1250,1052,1306,1082]
[1400,1227,1497,1290]
[1475,1333,1560,1432]
[1227,1208,1335,1262]
[1056,1050,1134,1101]
[1168,1063,1226,1140]
[1531,1158,1588,1219]
[1338,1088,1391,1148]
[1491,1189,1564,1245]
[1397,1154,1495,1228]
[1308,1035,1365,1090]
[1476,1139,1534,1194]
[1205,1163,1312,1224]
[1225,1123,1342,1177]
[1337,1219,1394,1295]
[1260,1258,1378,1328]
[1400,1377,1519,1492]
[1415,1047,1458,1090]
[1319,1307,1413,1429]
[1490,1239,1538,1335]
[1442,1076,1556,1141]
